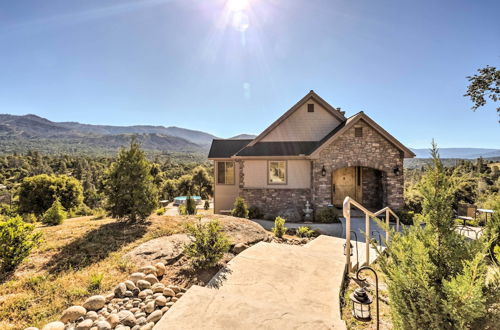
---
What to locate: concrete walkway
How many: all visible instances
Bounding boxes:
[154,235,381,330]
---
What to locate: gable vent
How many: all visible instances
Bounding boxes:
[307,104,314,112]
[355,127,363,137]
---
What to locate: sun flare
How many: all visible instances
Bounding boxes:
[227,0,250,12]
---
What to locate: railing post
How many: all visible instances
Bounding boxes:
[365,213,370,266]
[343,197,351,273]
[396,215,400,233]
[385,209,390,242]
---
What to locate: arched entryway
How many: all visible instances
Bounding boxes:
[332,166,385,210]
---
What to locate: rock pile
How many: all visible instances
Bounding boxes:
[31,263,186,330]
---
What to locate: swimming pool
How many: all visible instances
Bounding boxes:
[173,196,202,205]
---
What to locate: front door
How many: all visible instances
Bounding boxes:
[332,167,362,206]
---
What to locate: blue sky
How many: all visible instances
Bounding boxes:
[0,0,499,148]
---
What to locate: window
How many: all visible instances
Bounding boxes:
[268,161,287,184]
[355,127,363,137]
[217,161,234,185]
[307,104,314,112]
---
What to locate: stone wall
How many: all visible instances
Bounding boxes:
[240,188,311,221]
[312,119,404,210]
[362,167,384,210]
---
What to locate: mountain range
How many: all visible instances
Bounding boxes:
[0,114,498,160]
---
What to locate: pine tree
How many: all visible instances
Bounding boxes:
[378,142,491,329]
[104,138,158,221]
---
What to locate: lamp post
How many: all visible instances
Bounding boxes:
[352,266,379,330]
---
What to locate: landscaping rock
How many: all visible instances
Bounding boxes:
[140,323,155,330]
[83,296,106,311]
[155,295,167,307]
[151,283,164,293]
[144,301,155,314]
[168,285,181,293]
[146,310,162,323]
[76,319,94,330]
[162,288,175,297]
[124,280,136,291]
[94,320,111,330]
[154,263,166,277]
[124,234,191,266]
[114,283,127,298]
[139,265,157,275]
[136,317,147,325]
[144,274,158,285]
[106,313,120,328]
[24,328,39,330]
[129,273,146,284]
[104,293,114,303]
[41,321,65,330]
[232,243,248,254]
[136,280,151,290]
[86,311,99,321]
[138,289,153,299]
[117,310,136,327]
[201,216,268,246]
[61,305,87,323]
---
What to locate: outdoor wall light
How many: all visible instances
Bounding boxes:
[393,166,401,176]
[321,165,326,176]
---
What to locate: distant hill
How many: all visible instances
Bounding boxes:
[410,148,500,159]
[0,114,217,156]
[230,134,257,139]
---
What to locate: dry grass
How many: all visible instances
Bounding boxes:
[0,214,188,330]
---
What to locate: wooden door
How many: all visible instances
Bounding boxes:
[332,167,356,206]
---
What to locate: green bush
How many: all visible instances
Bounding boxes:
[184,219,230,269]
[204,200,210,210]
[23,213,37,223]
[296,226,315,238]
[248,206,264,219]
[88,272,104,292]
[272,216,287,238]
[231,197,248,218]
[0,203,17,217]
[185,196,197,215]
[92,208,107,220]
[42,199,66,226]
[156,207,165,215]
[178,204,187,215]
[315,208,339,223]
[0,216,42,272]
[74,204,93,216]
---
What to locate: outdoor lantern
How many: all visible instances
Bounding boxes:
[350,287,373,321]
[343,242,353,256]
[393,166,401,176]
[321,165,326,176]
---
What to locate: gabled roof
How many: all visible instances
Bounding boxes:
[208,139,252,159]
[235,141,318,157]
[309,112,416,158]
[247,90,346,146]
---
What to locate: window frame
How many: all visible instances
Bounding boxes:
[216,161,235,185]
[267,160,288,185]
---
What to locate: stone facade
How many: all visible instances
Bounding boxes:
[240,188,311,221]
[311,119,404,210]
[361,167,384,210]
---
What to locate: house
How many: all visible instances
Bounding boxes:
[208,91,415,221]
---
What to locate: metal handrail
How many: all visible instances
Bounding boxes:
[343,196,400,273]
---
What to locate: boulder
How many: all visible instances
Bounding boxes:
[144,274,158,285]
[83,295,105,311]
[155,296,167,307]
[139,265,157,275]
[151,283,165,293]
[75,319,93,330]
[129,273,146,284]
[124,280,137,291]
[117,310,136,327]
[60,305,87,323]
[114,283,127,298]
[137,280,151,290]
[106,313,120,328]
[144,301,155,314]
[162,288,175,297]
[146,310,163,323]
[154,263,166,277]
[41,322,65,330]
[202,216,268,246]
[124,234,191,267]
[85,311,98,320]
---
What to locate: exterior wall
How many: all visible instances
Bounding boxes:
[261,99,341,142]
[361,167,384,210]
[213,160,240,213]
[312,119,404,210]
[240,188,311,219]
[243,160,311,189]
